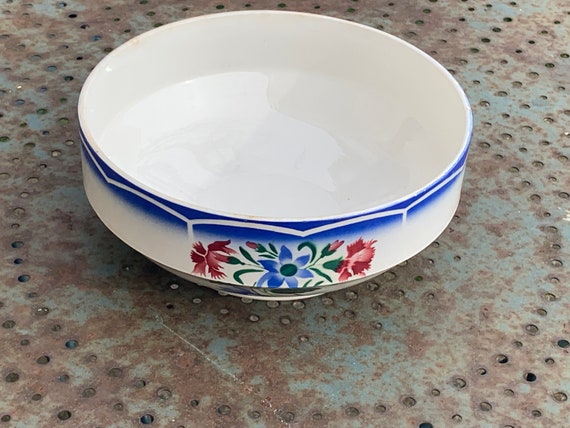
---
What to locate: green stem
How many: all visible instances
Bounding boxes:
[307,253,327,269]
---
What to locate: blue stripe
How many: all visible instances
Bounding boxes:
[80,127,469,231]
[193,212,403,242]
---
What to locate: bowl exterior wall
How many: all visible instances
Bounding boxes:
[81,132,466,298]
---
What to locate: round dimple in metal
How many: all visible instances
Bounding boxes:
[82,388,96,398]
[2,320,16,329]
[496,354,509,364]
[477,367,488,376]
[452,378,467,389]
[345,291,358,301]
[344,310,356,319]
[156,387,172,400]
[35,307,49,316]
[372,321,383,330]
[375,404,387,413]
[247,410,261,419]
[5,373,19,383]
[278,410,295,423]
[140,414,154,424]
[312,412,323,420]
[108,367,123,378]
[216,405,231,416]
[345,406,359,417]
[36,355,50,365]
[367,282,380,291]
[57,410,72,421]
[524,372,537,382]
[65,339,78,349]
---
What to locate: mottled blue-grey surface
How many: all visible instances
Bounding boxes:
[0,1,569,427]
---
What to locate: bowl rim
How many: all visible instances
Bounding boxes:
[78,10,473,224]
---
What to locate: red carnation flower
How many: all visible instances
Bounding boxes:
[336,238,377,281]
[190,240,235,279]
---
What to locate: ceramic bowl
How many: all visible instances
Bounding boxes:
[78,11,472,300]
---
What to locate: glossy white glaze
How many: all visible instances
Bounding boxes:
[101,72,422,217]
[78,11,472,299]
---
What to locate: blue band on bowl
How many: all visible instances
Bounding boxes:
[80,126,468,234]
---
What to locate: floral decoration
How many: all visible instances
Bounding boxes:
[190,237,376,288]
[190,240,235,279]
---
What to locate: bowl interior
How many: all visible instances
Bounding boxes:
[79,11,471,220]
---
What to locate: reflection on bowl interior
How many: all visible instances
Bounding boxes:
[84,13,468,219]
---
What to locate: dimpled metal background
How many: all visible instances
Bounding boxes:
[0,1,569,427]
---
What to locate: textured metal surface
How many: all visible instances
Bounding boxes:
[1,1,569,427]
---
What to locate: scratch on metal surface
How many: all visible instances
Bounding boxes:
[154,314,281,420]
[153,313,242,384]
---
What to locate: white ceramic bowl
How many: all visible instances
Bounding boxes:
[78,11,472,300]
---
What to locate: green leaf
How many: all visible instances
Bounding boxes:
[256,244,267,253]
[323,257,343,272]
[268,243,278,255]
[298,241,317,263]
[313,280,324,287]
[239,247,258,265]
[310,267,332,283]
[227,256,245,265]
[259,254,276,259]
[233,269,263,285]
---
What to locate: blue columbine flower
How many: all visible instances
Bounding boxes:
[257,246,313,288]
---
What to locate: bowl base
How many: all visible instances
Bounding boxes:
[153,259,381,301]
